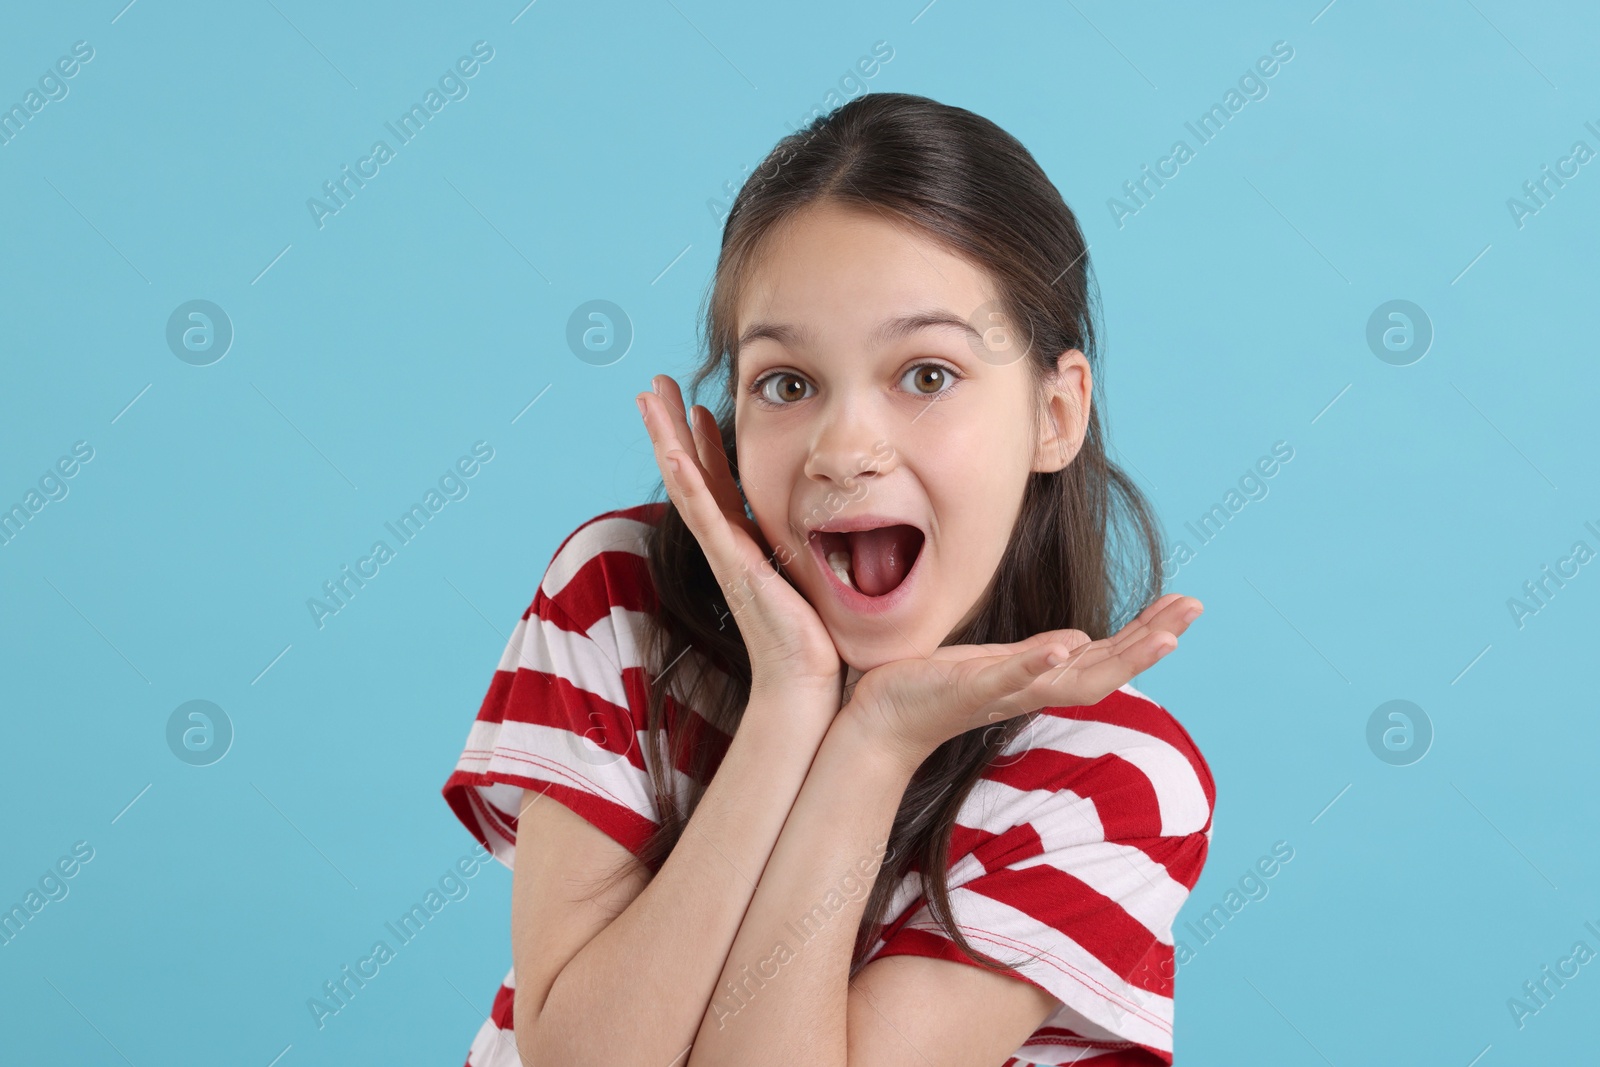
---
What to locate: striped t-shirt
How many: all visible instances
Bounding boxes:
[441,502,1215,1066]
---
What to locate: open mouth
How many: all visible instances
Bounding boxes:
[807,524,926,601]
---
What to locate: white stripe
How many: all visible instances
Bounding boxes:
[476,781,524,869]
[1022,715,1210,836]
[495,610,639,713]
[954,774,1104,841]
[502,598,730,753]
[1116,681,1156,705]
[937,775,1194,941]
[463,967,521,1066]
[1013,1045,1126,1066]
[465,1018,519,1066]
[1005,839,1189,943]
[465,1019,522,1067]
[483,717,666,818]
[539,513,652,600]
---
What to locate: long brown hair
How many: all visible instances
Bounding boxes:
[603,92,1165,977]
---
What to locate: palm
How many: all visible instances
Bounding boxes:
[849,593,1203,765]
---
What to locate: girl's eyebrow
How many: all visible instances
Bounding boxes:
[737,310,983,353]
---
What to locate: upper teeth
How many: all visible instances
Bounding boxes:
[826,549,856,591]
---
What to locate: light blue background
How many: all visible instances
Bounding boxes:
[2,0,1596,1063]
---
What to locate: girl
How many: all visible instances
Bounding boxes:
[444,92,1211,1066]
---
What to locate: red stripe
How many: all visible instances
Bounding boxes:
[959,750,1197,886]
[1028,1023,1172,1061]
[536,547,657,634]
[490,980,515,1028]
[988,747,1165,840]
[443,767,659,865]
[500,664,649,772]
[480,655,734,788]
[442,770,493,855]
[949,820,1045,877]
[465,778,516,844]
[1150,832,1208,889]
[1024,1044,1168,1067]
[1042,690,1215,827]
[958,863,1177,997]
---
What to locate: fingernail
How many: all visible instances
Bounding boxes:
[665,454,683,481]
[636,396,647,419]
[651,376,663,396]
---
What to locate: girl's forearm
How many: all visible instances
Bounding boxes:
[527,686,840,1066]
[687,709,919,1066]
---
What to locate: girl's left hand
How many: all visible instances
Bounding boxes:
[843,593,1203,772]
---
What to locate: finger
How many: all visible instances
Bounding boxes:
[653,375,717,474]
[1075,630,1178,694]
[931,634,1050,664]
[689,403,747,521]
[968,643,1073,711]
[1133,593,1188,628]
[639,380,698,483]
[1041,628,1177,700]
[1106,594,1186,648]
[641,388,710,495]
[1100,595,1201,659]
[655,442,752,592]
[936,628,1090,663]
[1022,596,1186,675]
[640,390,784,615]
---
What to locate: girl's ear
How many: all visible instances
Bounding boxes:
[1031,349,1091,474]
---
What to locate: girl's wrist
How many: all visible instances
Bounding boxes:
[749,672,841,701]
[748,675,851,735]
[835,698,934,779]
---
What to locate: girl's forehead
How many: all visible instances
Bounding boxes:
[742,201,993,290]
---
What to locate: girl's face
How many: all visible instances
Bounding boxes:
[732,200,1090,675]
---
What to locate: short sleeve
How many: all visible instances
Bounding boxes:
[441,506,668,874]
[864,691,1214,1066]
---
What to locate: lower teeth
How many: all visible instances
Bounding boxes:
[826,549,856,591]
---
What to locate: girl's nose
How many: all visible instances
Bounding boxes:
[803,398,893,487]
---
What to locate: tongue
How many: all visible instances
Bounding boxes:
[849,525,922,597]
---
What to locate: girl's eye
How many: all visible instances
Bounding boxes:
[751,372,815,405]
[900,363,960,397]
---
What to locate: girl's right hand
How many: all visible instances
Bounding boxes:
[637,375,843,698]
